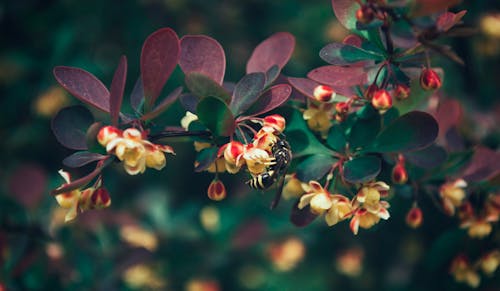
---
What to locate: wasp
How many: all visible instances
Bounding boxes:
[247,136,292,209]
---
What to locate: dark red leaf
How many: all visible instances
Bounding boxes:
[290,201,318,227]
[331,0,358,30]
[52,105,94,150]
[62,151,109,168]
[436,10,467,32]
[410,0,461,17]
[8,164,47,209]
[462,146,500,182]
[246,32,295,74]
[288,77,320,99]
[230,72,266,116]
[141,28,180,109]
[433,98,462,140]
[109,55,127,126]
[130,77,144,112]
[141,87,183,121]
[179,35,226,85]
[307,65,367,88]
[53,66,110,112]
[244,84,292,117]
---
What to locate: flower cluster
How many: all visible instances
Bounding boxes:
[450,250,500,288]
[297,180,390,235]
[98,126,175,175]
[54,170,111,222]
[458,195,500,239]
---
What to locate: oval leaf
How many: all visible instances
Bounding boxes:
[290,201,318,227]
[405,144,447,169]
[179,93,200,113]
[343,155,381,183]
[63,151,108,168]
[296,155,336,182]
[130,77,144,112]
[230,72,266,115]
[196,97,235,137]
[327,125,347,153]
[332,0,358,30]
[185,72,231,104]
[244,84,292,117]
[141,87,183,121]
[52,105,94,150]
[141,28,180,108]
[246,32,295,73]
[368,111,439,153]
[180,35,226,85]
[320,42,383,65]
[109,55,127,126]
[307,66,367,87]
[53,66,110,112]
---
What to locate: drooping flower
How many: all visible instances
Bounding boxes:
[406,206,423,228]
[267,237,306,272]
[207,179,227,201]
[371,89,393,112]
[420,68,442,90]
[349,181,391,235]
[303,103,333,138]
[394,84,410,100]
[440,179,467,216]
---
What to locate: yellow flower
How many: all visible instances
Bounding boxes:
[267,237,306,272]
[325,195,352,226]
[440,179,467,216]
[282,174,307,200]
[242,145,273,175]
[349,181,391,235]
[462,219,493,239]
[480,250,500,275]
[303,103,333,138]
[450,254,481,288]
[219,140,245,173]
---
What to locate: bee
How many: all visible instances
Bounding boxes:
[247,136,292,209]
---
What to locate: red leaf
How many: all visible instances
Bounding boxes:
[141,28,180,109]
[141,87,183,121]
[246,32,295,74]
[288,77,320,98]
[433,98,462,140]
[436,10,467,32]
[307,65,367,88]
[410,0,462,18]
[179,35,226,85]
[244,84,292,117]
[462,146,500,182]
[331,0,359,30]
[109,56,127,126]
[8,164,47,209]
[53,66,110,112]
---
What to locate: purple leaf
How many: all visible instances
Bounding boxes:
[287,77,320,99]
[130,77,144,112]
[51,158,110,195]
[308,65,367,88]
[179,93,200,113]
[331,0,358,30]
[179,35,226,85]
[141,87,183,121]
[246,32,295,74]
[244,84,292,117]
[109,56,127,126]
[63,151,108,168]
[265,65,281,87]
[462,146,500,182]
[436,10,467,32]
[290,201,317,227]
[230,72,266,116]
[52,105,94,150]
[433,98,462,141]
[141,28,180,109]
[53,66,110,112]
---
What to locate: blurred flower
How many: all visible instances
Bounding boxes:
[356,5,374,24]
[462,218,493,239]
[34,86,69,117]
[440,179,467,216]
[480,13,500,39]
[392,164,408,184]
[207,179,226,201]
[371,89,393,112]
[267,237,306,272]
[303,103,333,138]
[100,127,174,175]
[450,254,480,288]
[420,68,442,91]
[54,170,110,222]
[335,248,364,277]
[123,264,167,290]
[200,206,220,232]
[335,101,350,122]
[185,278,220,291]
[45,242,64,260]
[313,85,336,103]
[394,84,410,100]
[237,265,266,290]
[480,250,500,275]
[120,225,158,252]
[181,111,199,130]
[282,174,307,200]
[406,206,423,228]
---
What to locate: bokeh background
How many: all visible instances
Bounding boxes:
[1,0,499,290]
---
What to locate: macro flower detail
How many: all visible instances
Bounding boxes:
[420,68,442,90]
[207,179,227,201]
[98,126,174,175]
[440,179,467,216]
[263,114,286,132]
[371,89,393,112]
[349,181,391,235]
[219,140,245,173]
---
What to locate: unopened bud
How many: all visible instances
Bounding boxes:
[392,164,408,184]
[371,89,393,111]
[406,206,423,228]
[313,85,336,103]
[207,179,227,201]
[420,68,442,90]
[356,6,374,24]
[263,114,286,132]
[394,84,410,100]
[90,188,112,209]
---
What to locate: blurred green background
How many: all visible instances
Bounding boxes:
[1,0,499,290]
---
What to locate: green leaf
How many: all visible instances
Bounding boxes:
[296,154,337,182]
[365,111,438,153]
[347,113,381,151]
[194,147,218,172]
[327,125,347,153]
[185,72,231,104]
[343,155,381,183]
[425,229,466,272]
[230,72,266,115]
[320,42,384,66]
[196,96,235,137]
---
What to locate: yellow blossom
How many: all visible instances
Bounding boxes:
[303,103,333,138]
[440,179,467,216]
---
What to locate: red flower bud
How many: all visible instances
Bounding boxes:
[313,85,336,103]
[392,164,408,184]
[371,89,393,111]
[90,188,112,209]
[356,6,374,24]
[263,114,286,132]
[406,206,423,228]
[207,179,226,201]
[335,102,349,115]
[394,84,411,100]
[365,84,379,100]
[420,68,442,90]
